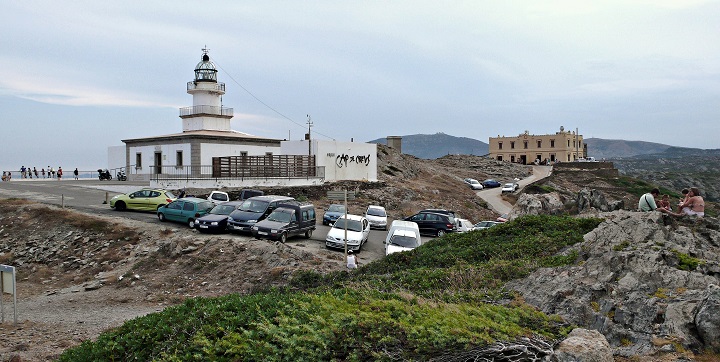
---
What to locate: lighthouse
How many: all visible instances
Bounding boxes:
[179,48,234,132]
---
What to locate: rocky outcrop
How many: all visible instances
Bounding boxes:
[507,211,720,356]
[553,328,613,362]
[512,192,566,216]
[576,188,624,213]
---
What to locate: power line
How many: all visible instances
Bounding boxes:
[213,59,335,141]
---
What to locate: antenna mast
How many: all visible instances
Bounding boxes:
[306,114,313,156]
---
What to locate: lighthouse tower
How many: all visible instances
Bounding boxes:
[179,48,234,132]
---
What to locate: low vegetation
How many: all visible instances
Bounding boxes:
[60,215,602,361]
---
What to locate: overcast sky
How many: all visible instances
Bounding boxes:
[1,1,719,172]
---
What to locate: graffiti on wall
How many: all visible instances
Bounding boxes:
[335,153,371,168]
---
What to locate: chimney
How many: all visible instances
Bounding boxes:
[386,136,402,153]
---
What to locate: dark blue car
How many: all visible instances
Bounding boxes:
[194,201,243,233]
[322,204,346,225]
[482,179,502,188]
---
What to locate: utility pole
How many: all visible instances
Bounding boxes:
[306,114,313,156]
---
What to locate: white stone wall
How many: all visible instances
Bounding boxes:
[281,140,377,182]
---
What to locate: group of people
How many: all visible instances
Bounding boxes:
[2,166,80,181]
[639,187,705,218]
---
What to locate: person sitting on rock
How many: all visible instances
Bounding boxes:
[657,194,671,211]
[638,188,674,216]
[677,187,704,218]
[677,188,690,213]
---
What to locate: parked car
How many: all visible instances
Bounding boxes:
[194,201,243,233]
[238,189,264,200]
[384,220,421,256]
[482,179,502,188]
[227,195,298,233]
[501,183,518,193]
[365,205,388,230]
[325,214,370,252]
[157,197,214,228]
[473,220,500,230]
[496,213,510,223]
[456,218,475,233]
[110,188,176,212]
[466,179,484,190]
[207,191,230,205]
[322,204,346,225]
[252,203,316,243]
[404,211,457,237]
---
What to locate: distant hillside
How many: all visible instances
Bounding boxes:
[584,138,673,159]
[369,133,489,159]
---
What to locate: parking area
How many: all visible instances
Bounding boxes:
[0,180,436,264]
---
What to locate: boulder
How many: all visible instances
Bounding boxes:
[553,328,613,362]
[694,284,720,351]
[577,188,624,213]
[513,192,565,216]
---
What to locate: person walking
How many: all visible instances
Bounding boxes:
[57,167,63,180]
[73,168,79,180]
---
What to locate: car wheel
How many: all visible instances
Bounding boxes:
[304,229,313,238]
[158,213,166,222]
[187,219,195,228]
[115,201,126,211]
[279,232,287,243]
[436,229,445,237]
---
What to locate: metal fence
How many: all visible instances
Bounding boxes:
[149,165,325,182]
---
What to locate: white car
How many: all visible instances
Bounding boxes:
[501,183,518,193]
[473,221,500,230]
[207,190,230,205]
[466,179,484,190]
[365,205,388,230]
[456,218,475,233]
[325,214,371,252]
[385,220,421,256]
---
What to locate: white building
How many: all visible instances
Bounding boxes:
[109,49,376,188]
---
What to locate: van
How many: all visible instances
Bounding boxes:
[384,220,422,256]
[239,189,264,200]
[251,203,316,243]
[227,195,298,233]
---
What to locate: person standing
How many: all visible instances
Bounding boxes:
[20,166,26,178]
[33,167,38,178]
[41,168,46,178]
[73,168,79,180]
[57,167,63,180]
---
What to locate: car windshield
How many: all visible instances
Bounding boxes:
[504,183,514,187]
[328,205,345,213]
[239,200,269,212]
[366,208,386,217]
[266,210,292,223]
[332,218,362,232]
[470,180,480,184]
[389,235,420,248]
[474,221,494,228]
[210,204,237,215]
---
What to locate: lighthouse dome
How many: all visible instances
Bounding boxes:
[194,52,217,82]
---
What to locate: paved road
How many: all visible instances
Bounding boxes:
[476,165,553,214]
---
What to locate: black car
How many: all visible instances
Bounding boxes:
[404,211,457,237]
[252,204,316,243]
[227,195,298,233]
[194,201,243,233]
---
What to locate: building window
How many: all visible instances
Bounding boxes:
[567,140,570,147]
[537,140,542,148]
[523,141,528,149]
[176,151,183,167]
[497,155,503,161]
[510,155,515,162]
[510,141,515,149]
[265,152,273,156]
[550,140,555,148]
[498,142,503,150]
[135,153,142,169]
[550,154,556,162]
